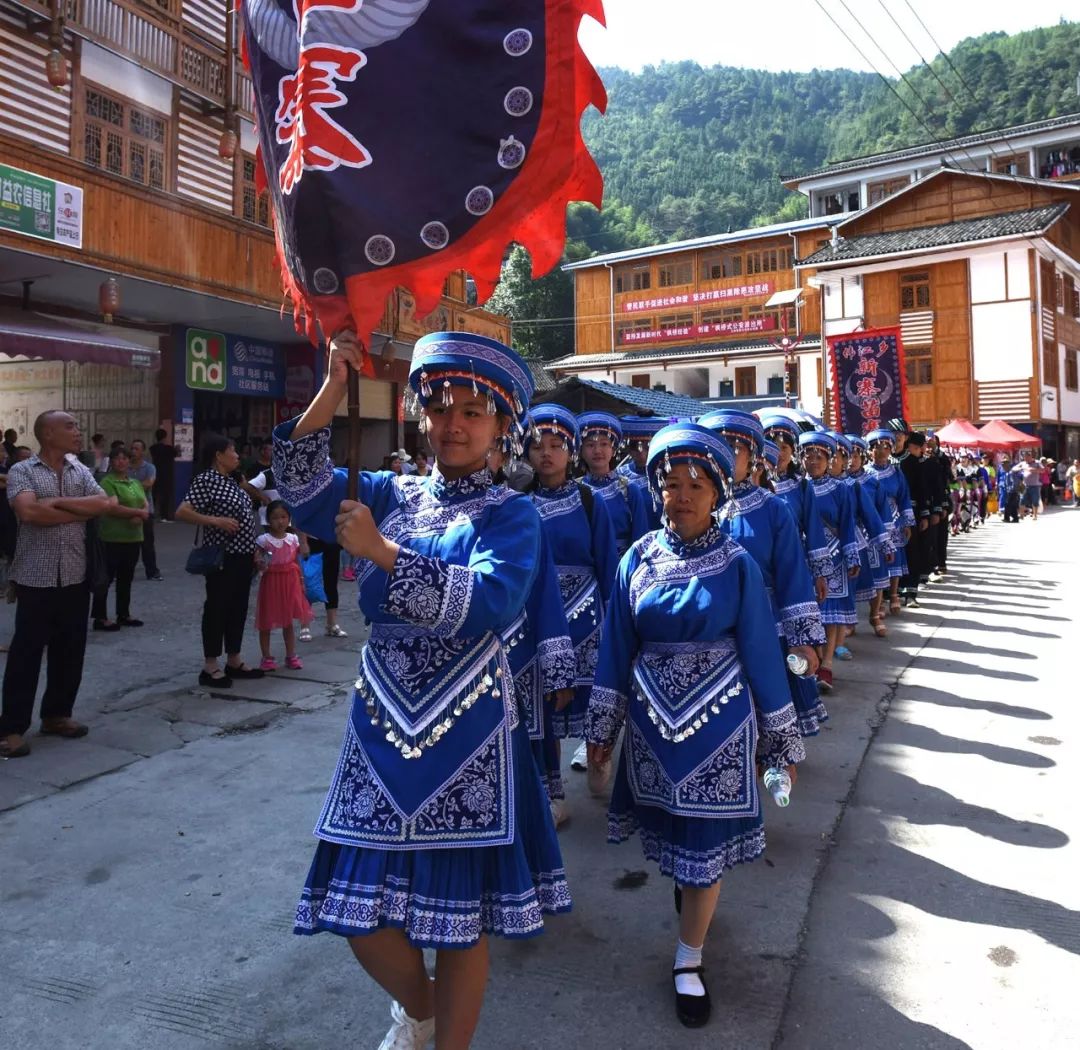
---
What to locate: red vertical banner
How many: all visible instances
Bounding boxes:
[827,327,909,434]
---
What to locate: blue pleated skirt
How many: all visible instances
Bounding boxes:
[294,723,571,949]
[787,663,828,737]
[547,682,588,740]
[606,760,766,888]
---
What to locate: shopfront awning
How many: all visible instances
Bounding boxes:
[0,308,160,369]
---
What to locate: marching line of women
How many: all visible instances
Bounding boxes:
[272,332,966,1050]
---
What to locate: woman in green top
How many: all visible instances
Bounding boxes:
[91,446,151,631]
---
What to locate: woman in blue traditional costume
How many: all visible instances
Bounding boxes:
[798,430,860,694]
[700,410,827,737]
[585,423,805,1029]
[578,411,652,556]
[274,331,570,1050]
[617,415,667,531]
[865,428,915,617]
[524,403,619,819]
[503,517,576,826]
[757,411,831,604]
[754,438,780,491]
[846,435,894,637]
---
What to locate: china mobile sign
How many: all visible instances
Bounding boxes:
[184,329,287,397]
[621,316,778,344]
[622,281,775,313]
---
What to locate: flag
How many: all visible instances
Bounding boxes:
[827,326,909,435]
[241,0,606,372]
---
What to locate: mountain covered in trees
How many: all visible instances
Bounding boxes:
[488,21,1080,359]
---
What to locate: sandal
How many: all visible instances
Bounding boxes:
[326,624,348,638]
[871,617,888,638]
[0,733,30,758]
[39,718,89,739]
[889,597,901,614]
[198,670,232,688]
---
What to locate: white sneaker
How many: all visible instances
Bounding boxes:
[549,798,569,828]
[377,1001,434,1050]
[570,741,588,771]
[298,626,312,642]
[587,759,612,798]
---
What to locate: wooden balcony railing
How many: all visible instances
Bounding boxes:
[17,0,254,119]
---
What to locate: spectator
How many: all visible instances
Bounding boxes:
[248,441,278,526]
[128,439,163,581]
[89,433,106,476]
[386,453,404,475]
[254,500,313,671]
[297,530,349,640]
[1066,458,1080,507]
[1041,458,1055,506]
[175,434,264,688]
[149,428,177,521]
[2,427,18,463]
[998,456,1020,522]
[1016,451,1043,521]
[90,446,151,630]
[0,443,14,567]
[413,449,430,477]
[0,411,115,759]
[394,448,417,474]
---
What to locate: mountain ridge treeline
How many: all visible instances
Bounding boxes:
[488,21,1080,359]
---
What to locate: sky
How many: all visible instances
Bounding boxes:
[579,0,1076,75]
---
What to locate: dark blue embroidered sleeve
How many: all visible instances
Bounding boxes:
[383,547,474,636]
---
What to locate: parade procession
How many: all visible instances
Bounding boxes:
[2,1,1079,1049]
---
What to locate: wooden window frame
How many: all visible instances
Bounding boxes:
[992,153,1030,177]
[658,312,693,329]
[658,261,693,288]
[631,373,651,389]
[238,153,271,228]
[904,344,932,387]
[1042,340,1060,386]
[867,176,909,205]
[80,81,171,192]
[1065,347,1078,392]
[899,270,931,311]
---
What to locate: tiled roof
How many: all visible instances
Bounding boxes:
[798,204,1069,266]
[560,215,830,271]
[524,358,558,394]
[782,111,1080,183]
[546,334,821,371]
[573,379,709,417]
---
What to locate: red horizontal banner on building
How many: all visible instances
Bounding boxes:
[620,315,778,344]
[622,281,775,313]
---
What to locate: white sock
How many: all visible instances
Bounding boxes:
[673,938,705,996]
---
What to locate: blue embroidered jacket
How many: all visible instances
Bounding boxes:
[617,459,662,531]
[774,471,833,580]
[506,529,575,741]
[716,482,826,648]
[586,526,805,822]
[582,471,652,556]
[273,420,539,852]
[809,475,861,571]
[847,470,894,560]
[530,481,619,696]
[867,462,916,550]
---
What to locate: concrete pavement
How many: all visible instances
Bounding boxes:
[0,510,1076,1048]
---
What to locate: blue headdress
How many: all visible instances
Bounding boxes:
[619,415,668,448]
[758,411,801,447]
[846,434,869,453]
[798,430,837,457]
[832,432,852,456]
[762,439,780,468]
[699,408,765,455]
[409,332,535,453]
[525,403,580,457]
[646,423,735,500]
[865,428,897,447]
[578,411,622,446]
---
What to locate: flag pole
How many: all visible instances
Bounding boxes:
[347,366,362,502]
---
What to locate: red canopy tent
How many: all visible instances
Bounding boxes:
[977,419,1040,449]
[934,418,984,448]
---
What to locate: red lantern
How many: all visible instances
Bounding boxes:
[99,277,121,322]
[45,48,67,90]
[217,127,238,161]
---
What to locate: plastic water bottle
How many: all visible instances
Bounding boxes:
[786,652,810,677]
[764,767,792,808]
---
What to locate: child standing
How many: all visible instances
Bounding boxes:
[255,500,313,670]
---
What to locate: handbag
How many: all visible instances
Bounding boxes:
[302,553,328,604]
[85,518,109,590]
[185,526,225,575]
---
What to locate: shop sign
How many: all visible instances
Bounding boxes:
[622,281,774,313]
[0,163,83,249]
[184,328,286,397]
[620,315,777,344]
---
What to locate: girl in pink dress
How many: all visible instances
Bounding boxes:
[255,500,314,670]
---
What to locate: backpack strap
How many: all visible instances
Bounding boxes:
[576,481,594,525]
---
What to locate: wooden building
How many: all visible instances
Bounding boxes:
[798,169,1080,457]
[552,216,833,417]
[0,0,506,492]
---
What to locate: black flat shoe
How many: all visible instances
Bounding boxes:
[117,617,144,627]
[674,883,682,914]
[673,967,711,1028]
[225,665,264,679]
[198,671,232,688]
[92,619,122,632]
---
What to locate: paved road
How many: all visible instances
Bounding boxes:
[0,510,1076,1048]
